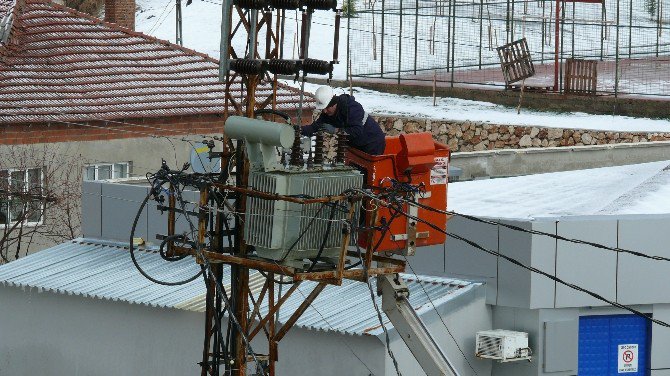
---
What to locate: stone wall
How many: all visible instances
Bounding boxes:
[374,116,670,152]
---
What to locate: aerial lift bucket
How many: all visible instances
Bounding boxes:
[346,132,450,254]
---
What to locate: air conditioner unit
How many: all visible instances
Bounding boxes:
[475,330,532,362]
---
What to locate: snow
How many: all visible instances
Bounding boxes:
[448,160,670,219]
[286,82,670,132]
[134,0,670,132]
[338,86,670,132]
[135,0,347,76]
[346,0,670,85]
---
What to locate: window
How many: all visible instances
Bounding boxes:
[0,168,45,226]
[84,162,130,181]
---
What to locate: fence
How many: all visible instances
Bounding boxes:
[347,0,670,97]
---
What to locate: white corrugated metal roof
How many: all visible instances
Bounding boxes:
[0,238,480,336]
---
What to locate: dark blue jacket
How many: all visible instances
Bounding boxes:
[302,94,386,155]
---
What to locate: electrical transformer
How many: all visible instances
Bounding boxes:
[225,116,363,268]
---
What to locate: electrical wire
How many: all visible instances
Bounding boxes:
[129,187,203,286]
[401,255,479,376]
[386,201,670,329]
[0,102,211,142]
[401,197,670,263]
[347,209,404,376]
[286,280,378,375]
[143,164,268,375]
[348,185,670,329]
[148,0,177,34]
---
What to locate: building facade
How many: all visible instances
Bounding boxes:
[0,0,310,260]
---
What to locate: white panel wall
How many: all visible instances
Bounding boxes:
[497,220,533,307]
[555,218,618,308]
[443,216,499,304]
[651,303,670,371]
[529,221,557,309]
[618,216,670,304]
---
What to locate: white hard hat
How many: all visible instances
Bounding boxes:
[314,86,334,110]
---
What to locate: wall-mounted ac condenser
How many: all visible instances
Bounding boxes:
[475,329,532,362]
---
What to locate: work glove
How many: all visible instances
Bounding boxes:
[315,122,337,134]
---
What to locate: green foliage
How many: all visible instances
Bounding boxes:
[342,0,357,18]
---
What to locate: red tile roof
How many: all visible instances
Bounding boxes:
[0,0,311,124]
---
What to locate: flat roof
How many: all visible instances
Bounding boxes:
[449,160,670,219]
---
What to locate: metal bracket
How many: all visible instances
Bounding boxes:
[391,232,429,241]
[156,205,199,217]
[405,203,419,256]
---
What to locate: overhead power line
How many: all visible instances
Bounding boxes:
[403,197,670,263]
[392,203,670,329]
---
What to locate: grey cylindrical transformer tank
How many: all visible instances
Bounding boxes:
[224,116,294,148]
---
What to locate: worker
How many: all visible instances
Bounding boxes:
[302,86,386,155]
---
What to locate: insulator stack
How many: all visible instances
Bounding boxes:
[233,0,269,9]
[306,143,314,168]
[335,129,348,164]
[280,149,287,165]
[301,58,332,75]
[313,131,324,166]
[300,0,337,10]
[229,59,265,75]
[267,59,301,75]
[289,126,304,166]
[269,0,300,9]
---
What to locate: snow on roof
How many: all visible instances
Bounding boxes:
[0,0,12,18]
[0,0,310,124]
[449,160,670,219]
[0,238,481,336]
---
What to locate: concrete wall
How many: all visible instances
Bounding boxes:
[0,285,385,376]
[329,78,670,119]
[450,141,670,180]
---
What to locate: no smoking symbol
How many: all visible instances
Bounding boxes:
[623,350,635,363]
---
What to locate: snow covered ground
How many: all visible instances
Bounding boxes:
[135,0,346,76]
[449,160,670,218]
[134,0,670,132]
[292,82,670,132]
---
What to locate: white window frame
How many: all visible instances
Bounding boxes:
[84,162,131,181]
[0,167,45,228]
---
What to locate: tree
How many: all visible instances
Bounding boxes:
[0,145,84,264]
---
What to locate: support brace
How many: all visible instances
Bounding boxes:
[379,274,461,376]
